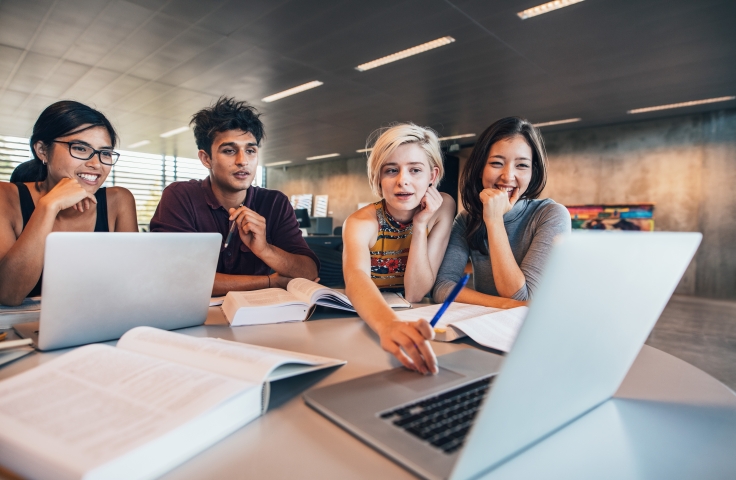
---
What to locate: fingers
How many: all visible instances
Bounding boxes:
[396,347,419,372]
[406,322,438,374]
[382,322,438,375]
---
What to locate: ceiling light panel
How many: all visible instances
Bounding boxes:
[356,36,455,72]
[262,81,324,103]
[306,153,340,160]
[533,118,581,127]
[518,0,585,20]
[627,96,735,114]
[127,140,150,149]
[264,160,292,167]
[160,126,189,138]
[356,148,373,153]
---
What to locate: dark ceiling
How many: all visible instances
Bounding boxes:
[0,0,734,166]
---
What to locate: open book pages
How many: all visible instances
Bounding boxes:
[395,303,529,352]
[0,342,260,480]
[0,327,345,480]
[222,280,411,326]
[117,326,346,388]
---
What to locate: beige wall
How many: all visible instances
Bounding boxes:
[268,109,736,299]
[267,156,379,231]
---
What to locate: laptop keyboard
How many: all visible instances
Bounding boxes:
[379,376,494,454]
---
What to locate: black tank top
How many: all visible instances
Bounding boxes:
[15,182,109,297]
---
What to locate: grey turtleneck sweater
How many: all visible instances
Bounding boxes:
[433,198,571,302]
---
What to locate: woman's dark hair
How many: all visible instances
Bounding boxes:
[190,97,265,156]
[460,116,548,255]
[10,100,117,183]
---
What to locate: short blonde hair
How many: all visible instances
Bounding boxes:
[365,123,444,198]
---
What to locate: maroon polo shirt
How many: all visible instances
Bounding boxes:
[149,177,319,276]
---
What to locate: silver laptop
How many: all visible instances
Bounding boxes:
[14,232,220,351]
[304,231,702,480]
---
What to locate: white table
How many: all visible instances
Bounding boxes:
[1,307,735,479]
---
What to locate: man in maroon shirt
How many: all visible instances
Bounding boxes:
[150,97,319,295]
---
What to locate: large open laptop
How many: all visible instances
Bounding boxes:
[304,231,702,480]
[14,232,220,351]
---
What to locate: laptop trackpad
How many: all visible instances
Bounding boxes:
[385,367,465,392]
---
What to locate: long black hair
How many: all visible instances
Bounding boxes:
[460,117,548,255]
[10,101,117,182]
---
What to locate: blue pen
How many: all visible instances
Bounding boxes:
[430,273,470,327]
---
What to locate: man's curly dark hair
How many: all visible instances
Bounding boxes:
[190,97,265,155]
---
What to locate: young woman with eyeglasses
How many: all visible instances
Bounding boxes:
[0,101,138,305]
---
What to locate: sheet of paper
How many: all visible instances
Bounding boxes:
[396,303,528,351]
[0,344,251,474]
[395,302,502,328]
[210,296,225,306]
[450,307,528,352]
[118,327,343,385]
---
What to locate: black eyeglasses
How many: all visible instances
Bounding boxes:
[53,141,120,166]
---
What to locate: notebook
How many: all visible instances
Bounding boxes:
[304,231,702,480]
[14,232,220,351]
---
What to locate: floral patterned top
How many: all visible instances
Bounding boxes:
[369,200,413,290]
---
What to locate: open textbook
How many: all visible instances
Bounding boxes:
[396,303,529,352]
[222,278,411,326]
[0,326,345,480]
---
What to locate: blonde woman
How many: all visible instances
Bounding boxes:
[343,123,455,374]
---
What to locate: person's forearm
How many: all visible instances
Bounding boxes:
[345,268,399,335]
[486,219,526,298]
[255,245,318,280]
[0,204,57,305]
[456,287,526,309]
[404,228,435,302]
[212,273,271,296]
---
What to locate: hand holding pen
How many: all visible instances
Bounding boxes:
[222,203,244,250]
[430,273,471,327]
[226,205,269,255]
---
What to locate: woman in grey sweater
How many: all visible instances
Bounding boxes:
[433,117,571,307]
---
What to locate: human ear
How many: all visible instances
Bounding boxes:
[34,141,49,164]
[198,150,213,170]
[430,166,439,186]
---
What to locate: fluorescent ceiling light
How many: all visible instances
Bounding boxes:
[533,118,581,127]
[518,0,585,20]
[438,133,475,141]
[356,148,373,153]
[262,81,324,103]
[627,96,735,114]
[264,160,292,167]
[356,36,455,72]
[160,126,189,138]
[127,140,150,149]
[306,153,340,160]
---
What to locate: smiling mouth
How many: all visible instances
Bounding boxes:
[495,185,516,197]
[394,192,414,199]
[77,173,99,184]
